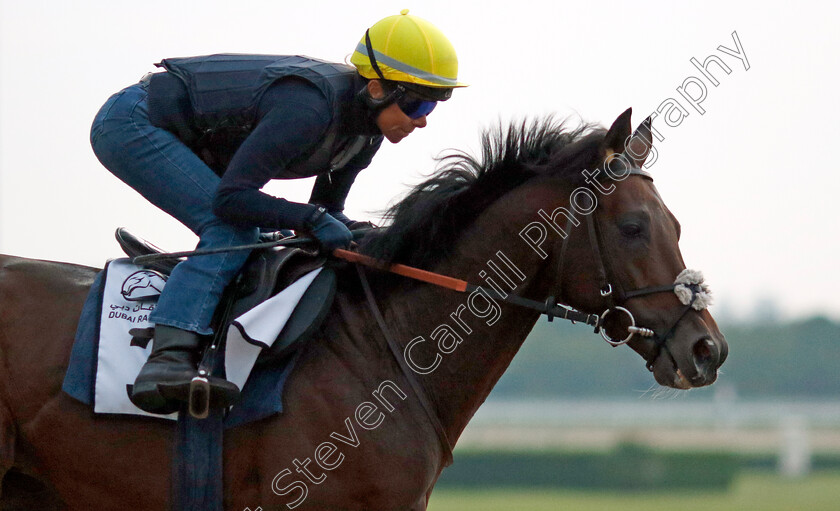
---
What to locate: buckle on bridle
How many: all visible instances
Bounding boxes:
[600,284,613,297]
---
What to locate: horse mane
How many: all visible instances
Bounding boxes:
[358,117,607,269]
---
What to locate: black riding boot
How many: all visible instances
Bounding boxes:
[129,325,240,414]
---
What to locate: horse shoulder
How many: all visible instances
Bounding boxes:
[229,289,443,509]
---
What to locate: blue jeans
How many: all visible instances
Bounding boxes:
[90,83,259,335]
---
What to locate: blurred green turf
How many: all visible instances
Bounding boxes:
[428,472,840,511]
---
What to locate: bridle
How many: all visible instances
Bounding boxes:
[351,164,714,373]
[350,163,712,467]
[550,164,712,371]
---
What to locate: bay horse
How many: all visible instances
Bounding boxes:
[0,109,727,510]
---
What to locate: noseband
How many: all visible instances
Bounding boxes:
[351,165,713,379]
[552,166,713,370]
[350,165,714,468]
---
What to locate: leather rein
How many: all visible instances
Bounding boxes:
[345,165,710,468]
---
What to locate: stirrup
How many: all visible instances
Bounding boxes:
[154,376,240,419]
[189,376,211,419]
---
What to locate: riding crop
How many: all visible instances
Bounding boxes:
[130,229,373,266]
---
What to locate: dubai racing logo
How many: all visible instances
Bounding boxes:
[121,270,168,302]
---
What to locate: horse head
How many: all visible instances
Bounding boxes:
[361,108,727,395]
[541,108,728,389]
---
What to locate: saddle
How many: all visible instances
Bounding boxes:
[115,228,337,364]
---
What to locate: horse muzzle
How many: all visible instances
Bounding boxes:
[647,318,728,389]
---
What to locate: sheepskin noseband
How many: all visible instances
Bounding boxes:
[674,269,713,310]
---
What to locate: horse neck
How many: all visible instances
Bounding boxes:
[373,201,553,444]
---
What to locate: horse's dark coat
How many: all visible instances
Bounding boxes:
[0,111,727,510]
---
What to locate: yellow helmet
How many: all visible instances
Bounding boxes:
[351,10,467,100]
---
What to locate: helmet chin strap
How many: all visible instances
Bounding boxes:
[356,81,402,112]
[356,29,405,112]
[365,29,386,81]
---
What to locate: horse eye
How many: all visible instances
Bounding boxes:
[620,223,643,237]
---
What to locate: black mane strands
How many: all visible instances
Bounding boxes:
[359,117,607,270]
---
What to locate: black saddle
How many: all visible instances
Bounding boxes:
[115,228,337,362]
[115,227,181,274]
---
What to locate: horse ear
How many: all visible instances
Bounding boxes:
[626,115,654,167]
[602,107,633,162]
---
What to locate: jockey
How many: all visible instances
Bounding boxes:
[90,10,466,414]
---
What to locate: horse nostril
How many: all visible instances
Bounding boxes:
[692,337,716,374]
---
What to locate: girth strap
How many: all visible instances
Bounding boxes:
[355,265,455,467]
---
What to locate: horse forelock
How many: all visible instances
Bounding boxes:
[359,117,607,269]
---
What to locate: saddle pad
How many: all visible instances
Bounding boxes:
[225,267,322,390]
[94,258,172,418]
[62,258,318,423]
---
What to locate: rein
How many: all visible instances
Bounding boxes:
[337,249,600,469]
[332,164,712,468]
[334,249,600,328]
[355,265,455,467]
[336,164,712,377]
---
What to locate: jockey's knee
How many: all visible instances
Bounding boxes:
[195,218,259,249]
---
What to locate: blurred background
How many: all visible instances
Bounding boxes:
[1,1,838,509]
[429,317,840,510]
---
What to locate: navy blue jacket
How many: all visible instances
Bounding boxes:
[147,54,384,230]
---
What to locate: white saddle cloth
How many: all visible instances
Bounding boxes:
[94,257,320,419]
